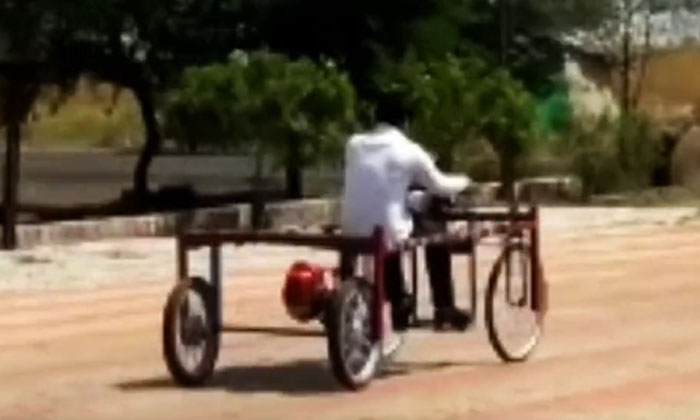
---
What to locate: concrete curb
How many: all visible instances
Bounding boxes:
[9,196,699,249]
[12,199,341,249]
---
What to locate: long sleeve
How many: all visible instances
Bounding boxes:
[408,141,471,197]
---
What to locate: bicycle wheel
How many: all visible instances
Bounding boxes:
[485,242,543,362]
[163,276,220,386]
[325,277,381,390]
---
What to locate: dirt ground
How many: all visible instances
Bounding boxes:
[2,209,700,420]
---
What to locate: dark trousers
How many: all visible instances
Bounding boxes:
[340,239,455,311]
[339,251,409,306]
[424,244,455,308]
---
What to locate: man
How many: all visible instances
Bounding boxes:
[408,188,473,331]
[340,106,472,332]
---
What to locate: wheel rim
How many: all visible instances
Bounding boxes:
[340,287,379,382]
[491,248,541,359]
[175,288,210,372]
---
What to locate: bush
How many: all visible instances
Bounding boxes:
[164,50,358,198]
[374,54,489,170]
[25,81,143,149]
[615,114,662,190]
[556,112,662,201]
[478,70,539,199]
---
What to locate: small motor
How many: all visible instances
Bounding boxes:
[282,261,333,323]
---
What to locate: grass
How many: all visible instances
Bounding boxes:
[24,79,144,150]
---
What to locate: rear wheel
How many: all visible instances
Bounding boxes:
[325,277,380,390]
[485,242,543,363]
[163,276,220,386]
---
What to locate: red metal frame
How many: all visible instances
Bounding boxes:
[175,206,544,342]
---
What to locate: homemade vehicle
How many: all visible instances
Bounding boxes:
[162,204,548,391]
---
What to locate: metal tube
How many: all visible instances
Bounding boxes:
[372,227,386,343]
[468,216,477,317]
[530,206,542,312]
[411,248,418,324]
[210,243,223,333]
[176,237,188,282]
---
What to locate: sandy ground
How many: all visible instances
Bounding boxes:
[1,208,700,420]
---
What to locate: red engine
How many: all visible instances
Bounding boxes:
[282,261,333,322]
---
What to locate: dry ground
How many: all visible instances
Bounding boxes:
[1,208,700,420]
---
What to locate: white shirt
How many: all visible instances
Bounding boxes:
[340,125,470,249]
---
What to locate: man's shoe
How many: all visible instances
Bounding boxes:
[381,331,404,359]
[433,307,473,332]
[392,296,414,332]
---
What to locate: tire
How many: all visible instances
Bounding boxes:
[485,242,543,363]
[163,276,220,386]
[325,277,380,390]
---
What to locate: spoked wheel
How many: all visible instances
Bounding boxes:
[326,277,381,390]
[163,276,220,386]
[485,242,543,363]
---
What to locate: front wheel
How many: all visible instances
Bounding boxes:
[325,277,380,390]
[163,276,220,386]
[485,242,543,363]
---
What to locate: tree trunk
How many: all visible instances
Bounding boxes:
[133,85,161,199]
[3,118,20,250]
[632,10,652,111]
[620,3,632,115]
[285,165,302,199]
[285,139,303,199]
[499,152,516,204]
[251,145,266,229]
[499,0,510,67]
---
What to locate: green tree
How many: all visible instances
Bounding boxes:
[478,70,538,201]
[0,0,82,248]
[562,110,661,200]
[376,54,489,170]
[562,113,618,201]
[454,0,614,94]
[166,51,357,198]
[615,112,661,189]
[49,0,252,197]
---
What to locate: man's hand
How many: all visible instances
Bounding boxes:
[460,181,479,196]
[427,195,456,219]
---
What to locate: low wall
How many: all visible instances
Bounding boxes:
[11,199,341,249]
[7,175,697,249]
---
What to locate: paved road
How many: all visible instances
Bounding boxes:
[1,209,700,419]
[2,151,341,205]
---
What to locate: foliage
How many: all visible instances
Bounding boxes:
[250,0,447,93]
[615,112,661,188]
[374,54,489,169]
[374,52,538,193]
[560,113,619,200]
[30,0,256,194]
[478,69,539,198]
[479,70,539,161]
[165,50,357,197]
[28,81,143,149]
[559,110,661,200]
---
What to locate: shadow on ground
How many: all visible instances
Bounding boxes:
[118,360,343,395]
[116,358,495,396]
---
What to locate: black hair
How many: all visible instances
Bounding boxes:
[374,97,406,127]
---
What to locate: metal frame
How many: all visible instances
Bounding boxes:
[175,206,543,343]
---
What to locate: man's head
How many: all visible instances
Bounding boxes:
[374,98,406,128]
